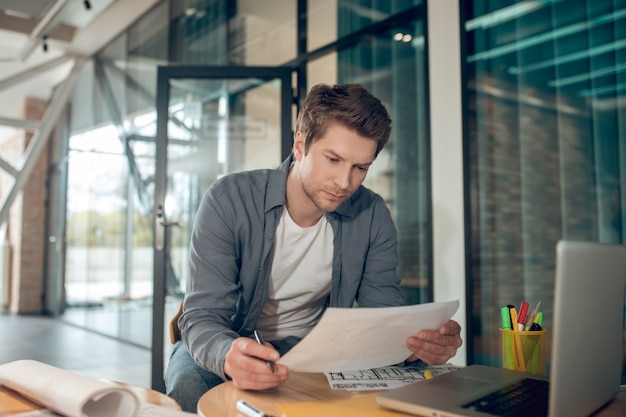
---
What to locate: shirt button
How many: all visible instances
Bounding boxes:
[268,234,274,239]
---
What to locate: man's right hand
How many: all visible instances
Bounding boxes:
[224,337,289,390]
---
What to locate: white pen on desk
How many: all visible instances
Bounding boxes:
[236,399,270,417]
[253,330,275,373]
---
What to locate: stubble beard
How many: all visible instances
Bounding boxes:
[301,177,348,213]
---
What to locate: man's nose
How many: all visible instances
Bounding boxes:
[334,166,352,190]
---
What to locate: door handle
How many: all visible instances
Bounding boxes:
[159,221,181,227]
[155,205,180,251]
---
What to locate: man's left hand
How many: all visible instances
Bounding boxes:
[406,320,462,365]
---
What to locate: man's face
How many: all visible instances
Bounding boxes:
[293,123,378,213]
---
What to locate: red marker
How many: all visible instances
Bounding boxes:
[517,301,529,331]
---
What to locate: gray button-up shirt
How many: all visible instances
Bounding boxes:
[179,155,404,380]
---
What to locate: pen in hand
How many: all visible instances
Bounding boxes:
[253,330,275,373]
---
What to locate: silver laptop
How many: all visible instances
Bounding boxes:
[377,240,626,417]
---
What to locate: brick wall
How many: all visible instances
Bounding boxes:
[0,129,24,311]
[467,74,606,363]
[0,97,50,313]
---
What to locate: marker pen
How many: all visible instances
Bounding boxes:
[517,301,529,331]
[236,400,269,417]
[500,307,512,330]
[501,308,515,370]
[508,307,525,371]
[509,307,518,330]
[524,301,542,331]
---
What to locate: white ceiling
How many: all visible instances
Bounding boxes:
[0,0,161,123]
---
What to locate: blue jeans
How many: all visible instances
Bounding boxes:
[165,342,224,413]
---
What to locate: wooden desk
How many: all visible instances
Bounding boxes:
[198,372,626,417]
[0,382,180,415]
[198,372,372,417]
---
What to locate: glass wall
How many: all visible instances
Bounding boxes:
[339,2,430,303]
[63,2,169,345]
[51,0,626,381]
[58,0,431,353]
[464,0,626,381]
[309,0,430,303]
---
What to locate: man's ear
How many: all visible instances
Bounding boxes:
[293,131,305,160]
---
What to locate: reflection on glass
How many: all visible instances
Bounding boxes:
[64,117,156,347]
[159,77,286,364]
[309,7,430,305]
[308,0,422,52]
[465,1,626,382]
[171,0,296,66]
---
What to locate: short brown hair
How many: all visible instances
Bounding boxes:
[295,83,392,157]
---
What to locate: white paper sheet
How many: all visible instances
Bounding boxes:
[0,360,195,417]
[277,300,459,372]
[0,360,139,417]
[12,412,59,417]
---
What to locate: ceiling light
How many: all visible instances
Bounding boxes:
[3,9,33,19]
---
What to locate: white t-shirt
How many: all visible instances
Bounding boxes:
[256,208,333,340]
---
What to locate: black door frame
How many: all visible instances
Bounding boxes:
[152,65,294,391]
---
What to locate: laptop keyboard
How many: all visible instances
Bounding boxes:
[461,378,549,417]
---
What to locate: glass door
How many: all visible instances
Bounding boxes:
[151,66,293,391]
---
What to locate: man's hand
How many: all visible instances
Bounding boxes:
[224,337,289,390]
[406,320,462,365]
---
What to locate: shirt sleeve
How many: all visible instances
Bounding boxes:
[178,185,241,381]
[355,196,405,308]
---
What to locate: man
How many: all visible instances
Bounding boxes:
[165,83,462,412]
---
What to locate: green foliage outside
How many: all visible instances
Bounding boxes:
[66,210,153,247]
